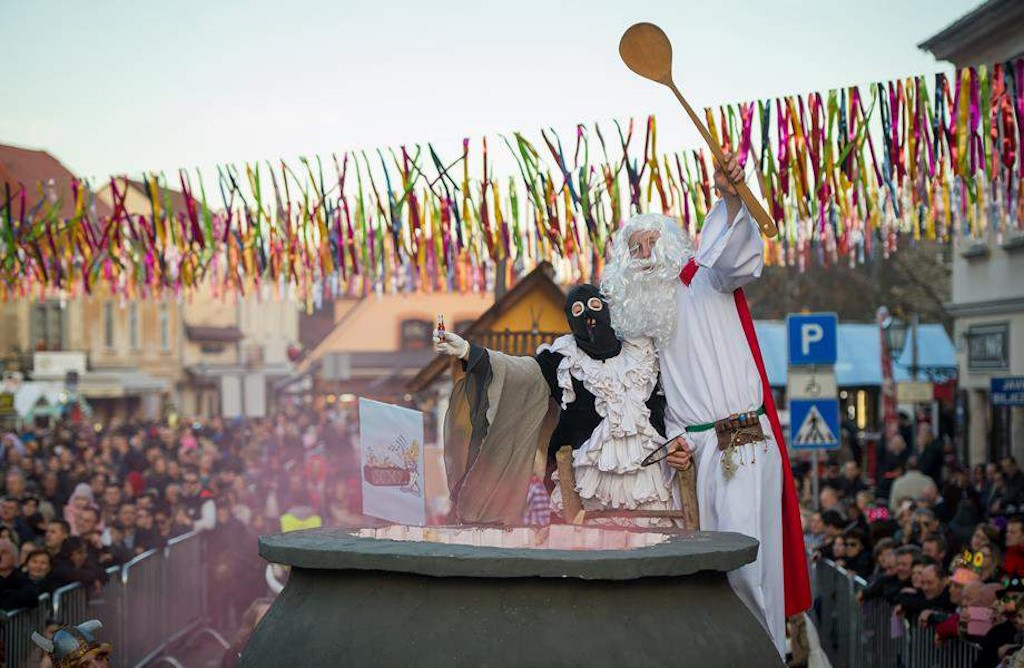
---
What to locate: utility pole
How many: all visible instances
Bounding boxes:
[911,313,920,382]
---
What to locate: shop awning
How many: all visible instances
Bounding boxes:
[749,322,955,387]
[78,369,169,398]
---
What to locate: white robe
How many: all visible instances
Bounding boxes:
[658,200,786,657]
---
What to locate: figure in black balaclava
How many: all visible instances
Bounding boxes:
[434,283,672,523]
[564,284,622,361]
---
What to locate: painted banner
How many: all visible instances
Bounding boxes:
[358,398,426,525]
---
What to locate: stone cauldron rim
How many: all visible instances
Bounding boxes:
[258,526,760,580]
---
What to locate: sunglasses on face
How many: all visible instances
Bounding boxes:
[570,298,604,317]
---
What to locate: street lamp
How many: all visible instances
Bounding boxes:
[880,309,919,380]
[880,310,908,357]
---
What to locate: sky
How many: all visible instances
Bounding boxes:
[0,0,977,184]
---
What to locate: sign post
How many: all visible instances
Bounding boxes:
[787,313,840,509]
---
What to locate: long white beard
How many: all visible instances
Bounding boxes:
[606,258,681,344]
[601,213,693,346]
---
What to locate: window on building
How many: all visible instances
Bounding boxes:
[104,302,115,349]
[129,304,139,350]
[400,319,433,350]
[29,300,64,351]
[966,323,1009,371]
[159,304,170,351]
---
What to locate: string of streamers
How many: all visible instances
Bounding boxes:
[1,57,1021,302]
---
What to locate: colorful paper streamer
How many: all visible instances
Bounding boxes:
[1,57,1021,300]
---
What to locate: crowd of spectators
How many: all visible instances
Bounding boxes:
[0,401,362,629]
[802,419,1024,667]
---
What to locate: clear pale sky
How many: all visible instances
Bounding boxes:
[0,0,976,183]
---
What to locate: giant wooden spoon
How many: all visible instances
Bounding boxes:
[619,22,778,237]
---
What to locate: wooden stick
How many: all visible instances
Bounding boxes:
[667,82,777,236]
[676,464,700,530]
[555,446,586,525]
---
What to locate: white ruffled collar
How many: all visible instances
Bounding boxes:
[537,335,658,411]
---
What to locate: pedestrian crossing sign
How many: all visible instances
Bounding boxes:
[789,399,840,450]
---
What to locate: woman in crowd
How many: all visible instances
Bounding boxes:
[23,548,57,596]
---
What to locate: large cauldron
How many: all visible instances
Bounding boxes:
[242,525,782,667]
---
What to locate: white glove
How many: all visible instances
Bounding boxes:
[433,329,470,360]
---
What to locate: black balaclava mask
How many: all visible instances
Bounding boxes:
[565,284,621,360]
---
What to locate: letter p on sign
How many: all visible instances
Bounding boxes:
[787,313,838,366]
[801,324,824,356]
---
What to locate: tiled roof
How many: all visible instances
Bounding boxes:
[0,144,112,218]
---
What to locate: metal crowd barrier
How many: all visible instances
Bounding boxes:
[0,531,225,668]
[122,548,166,666]
[52,582,89,631]
[90,565,125,664]
[811,558,983,668]
[1,593,50,668]
[162,532,206,645]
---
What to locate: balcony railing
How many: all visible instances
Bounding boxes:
[475,331,563,357]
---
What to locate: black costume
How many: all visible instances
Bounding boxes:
[444,285,669,523]
[462,284,666,466]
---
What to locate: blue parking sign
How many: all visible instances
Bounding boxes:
[789,399,840,450]
[787,313,838,366]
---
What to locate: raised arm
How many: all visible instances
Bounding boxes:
[433,330,487,371]
[696,200,764,293]
[696,152,765,293]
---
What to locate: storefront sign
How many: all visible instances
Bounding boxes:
[992,377,1024,406]
[897,381,934,404]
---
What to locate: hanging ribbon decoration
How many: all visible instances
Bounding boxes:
[2,56,1021,300]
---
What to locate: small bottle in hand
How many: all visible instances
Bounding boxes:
[436,314,446,342]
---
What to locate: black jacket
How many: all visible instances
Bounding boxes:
[838,551,874,579]
[27,574,58,597]
[860,572,898,602]
[899,588,955,623]
[918,441,944,485]
[52,557,108,588]
[0,570,40,611]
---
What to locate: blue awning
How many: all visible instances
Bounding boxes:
[752,321,955,387]
[895,324,958,374]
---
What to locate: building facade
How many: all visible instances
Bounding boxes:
[1,153,299,421]
[920,0,1024,464]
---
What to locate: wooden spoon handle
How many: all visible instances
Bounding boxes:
[667,82,779,238]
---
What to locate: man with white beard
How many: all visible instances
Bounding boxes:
[601,153,810,656]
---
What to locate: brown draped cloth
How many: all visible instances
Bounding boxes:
[444,350,557,525]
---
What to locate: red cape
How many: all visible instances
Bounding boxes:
[682,259,811,616]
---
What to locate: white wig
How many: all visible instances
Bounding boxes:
[601,213,693,344]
